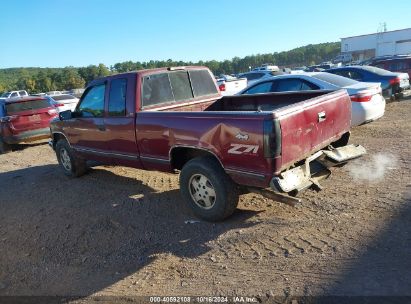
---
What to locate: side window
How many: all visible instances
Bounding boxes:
[11,92,18,97]
[348,71,363,81]
[78,84,105,117]
[301,80,319,90]
[244,81,273,94]
[275,79,304,91]
[332,70,350,78]
[108,79,127,117]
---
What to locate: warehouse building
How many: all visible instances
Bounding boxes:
[340,27,411,62]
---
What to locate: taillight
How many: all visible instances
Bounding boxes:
[263,119,281,158]
[350,95,373,102]
[0,115,17,122]
[219,83,226,91]
[48,108,58,115]
[389,77,400,85]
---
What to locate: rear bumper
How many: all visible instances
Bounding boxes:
[2,128,50,144]
[270,144,366,193]
[351,96,386,127]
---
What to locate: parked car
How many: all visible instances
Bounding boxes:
[369,55,411,79]
[326,66,410,100]
[0,90,29,100]
[46,91,62,96]
[45,94,80,112]
[238,72,385,127]
[252,64,279,71]
[49,66,365,221]
[216,75,248,96]
[0,96,58,153]
[0,100,5,119]
[237,70,285,86]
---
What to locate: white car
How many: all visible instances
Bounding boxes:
[238,72,386,127]
[216,75,248,96]
[237,70,286,86]
[46,94,79,112]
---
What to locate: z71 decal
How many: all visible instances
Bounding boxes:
[228,144,259,155]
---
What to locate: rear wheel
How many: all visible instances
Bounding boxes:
[180,156,239,221]
[0,138,12,154]
[55,139,87,177]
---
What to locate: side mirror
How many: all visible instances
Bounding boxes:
[59,110,72,121]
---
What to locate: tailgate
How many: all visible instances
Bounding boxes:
[273,90,351,172]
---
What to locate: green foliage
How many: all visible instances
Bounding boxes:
[0,42,340,93]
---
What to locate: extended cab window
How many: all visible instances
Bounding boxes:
[189,70,218,97]
[142,73,174,106]
[142,69,218,107]
[78,84,105,117]
[169,71,193,101]
[108,79,127,116]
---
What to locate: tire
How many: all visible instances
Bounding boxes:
[180,156,239,222]
[55,139,87,177]
[395,92,403,101]
[0,138,12,154]
[386,88,395,102]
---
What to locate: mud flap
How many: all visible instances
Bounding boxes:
[270,144,366,194]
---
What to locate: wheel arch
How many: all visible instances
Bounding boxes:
[169,146,224,171]
[52,132,71,149]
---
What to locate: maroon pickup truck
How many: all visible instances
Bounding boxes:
[49,66,365,221]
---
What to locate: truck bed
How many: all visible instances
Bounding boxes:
[206,90,352,173]
[137,90,351,186]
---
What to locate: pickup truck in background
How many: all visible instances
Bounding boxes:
[49,66,365,221]
[216,74,248,96]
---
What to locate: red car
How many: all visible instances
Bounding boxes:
[370,55,411,79]
[0,96,58,153]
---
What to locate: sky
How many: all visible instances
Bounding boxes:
[0,0,410,68]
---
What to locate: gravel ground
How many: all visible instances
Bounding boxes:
[0,97,410,301]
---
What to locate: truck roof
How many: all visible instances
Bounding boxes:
[88,66,211,86]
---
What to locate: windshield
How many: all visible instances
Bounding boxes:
[312,72,358,87]
[1,92,11,97]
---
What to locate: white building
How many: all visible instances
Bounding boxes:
[341,28,411,61]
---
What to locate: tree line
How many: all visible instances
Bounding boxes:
[0,42,340,93]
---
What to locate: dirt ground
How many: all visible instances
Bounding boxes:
[0,97,410,302]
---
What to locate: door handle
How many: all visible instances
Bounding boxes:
[97,124,106,131]
[318,111,326,122]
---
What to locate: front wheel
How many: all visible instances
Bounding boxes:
[55,139,87,177]
[180,156,239,221]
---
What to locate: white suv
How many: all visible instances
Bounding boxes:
[0,90,29,99]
